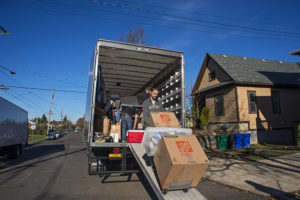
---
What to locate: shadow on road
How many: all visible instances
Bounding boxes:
[0,144,65,170]
[245,180,285,198]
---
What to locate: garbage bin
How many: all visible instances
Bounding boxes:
[243,133,251,148]
[234,134,243,148]
[216,135,228,150]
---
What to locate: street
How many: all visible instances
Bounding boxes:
[0,133,266,200]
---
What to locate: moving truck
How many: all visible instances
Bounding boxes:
[0,97,28,158]
[84,39,206,200]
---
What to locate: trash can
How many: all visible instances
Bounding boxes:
[216,135,228,150]
[234,134,243,148]
[243,133,251,148]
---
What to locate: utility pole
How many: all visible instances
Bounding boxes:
[61,108,63,130]
[47,89,54,134]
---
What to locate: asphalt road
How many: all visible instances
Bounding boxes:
[0,133,266,200]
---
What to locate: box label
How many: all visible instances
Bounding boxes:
[176,141,193,156]
[160,114,171,123]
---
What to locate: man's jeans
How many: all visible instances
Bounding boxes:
[121,115,132,141]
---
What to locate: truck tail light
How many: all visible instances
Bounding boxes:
[113,148,120,154]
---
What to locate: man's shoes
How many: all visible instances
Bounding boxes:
[122,140,127,143]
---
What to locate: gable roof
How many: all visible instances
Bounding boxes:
[208,53,300,87]
[290,49,300,56]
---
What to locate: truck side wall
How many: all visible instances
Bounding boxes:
[0,97,28,147]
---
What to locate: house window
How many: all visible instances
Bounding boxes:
[272,91,281,113]
[209,71,216,81]
[214,94,224,116]
[248,91,257,114]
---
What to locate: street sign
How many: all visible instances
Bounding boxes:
[31,125,36,130]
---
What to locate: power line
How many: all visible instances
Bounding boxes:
[4,90,48,114]
[89,0,300,36]
[1,1,299,42]
[0,67,57,105]
[0,70,51,111]
[36,0,300,39]
[115,0,300,29]
[3,85,87,93]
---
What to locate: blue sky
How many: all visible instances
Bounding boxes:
[0,0,299,123]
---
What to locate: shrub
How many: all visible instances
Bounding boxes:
[200,107,210,128]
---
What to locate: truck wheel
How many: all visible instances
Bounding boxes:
[7,144,21,158]
[183,188,189,193]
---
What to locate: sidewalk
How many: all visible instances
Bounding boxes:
[204,153,300,199]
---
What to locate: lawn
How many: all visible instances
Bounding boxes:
[205,143,300,162]
[28,135,46,144]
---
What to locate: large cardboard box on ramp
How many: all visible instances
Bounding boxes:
[154,134,209,191]
[148,112,181,128]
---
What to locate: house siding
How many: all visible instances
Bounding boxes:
[205,86,237,123]
[237,86,300,130]
[198,59,231,91]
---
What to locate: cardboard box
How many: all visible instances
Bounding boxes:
[137,123,143,130]
[103,118,110,134]
[110,124,121,140]
[148,112,180,128]
[154,135,209,190]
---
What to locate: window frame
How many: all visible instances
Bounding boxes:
[209,71,216,82]
[247,91,257,114]
[214,94,225,116]
[271,91,281,113]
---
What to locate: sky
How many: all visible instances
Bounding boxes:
[0,0,300,123]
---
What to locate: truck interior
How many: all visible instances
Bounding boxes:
[92,41,184,139]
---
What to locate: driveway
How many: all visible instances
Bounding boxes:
[204,153,300,198]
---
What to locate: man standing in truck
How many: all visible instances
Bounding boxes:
[142,88,164,128]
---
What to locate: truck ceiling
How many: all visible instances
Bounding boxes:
[97,40,183,97]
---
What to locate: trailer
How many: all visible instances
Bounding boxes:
[0,97,28,158]
[84,39,206,199]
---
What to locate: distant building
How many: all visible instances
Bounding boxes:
[192,53,300,145]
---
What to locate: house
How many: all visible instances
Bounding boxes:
[192,53,300,144]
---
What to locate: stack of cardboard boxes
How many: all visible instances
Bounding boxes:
[146,112,209,194]
[95,118,121,143]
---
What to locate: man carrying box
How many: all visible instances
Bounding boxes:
[142,88,164,128]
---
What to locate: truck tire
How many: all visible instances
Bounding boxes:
[7,144,22,159]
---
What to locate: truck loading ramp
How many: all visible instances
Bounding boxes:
[129,143,207,200]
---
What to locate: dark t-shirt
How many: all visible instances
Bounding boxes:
[122,106,138,116]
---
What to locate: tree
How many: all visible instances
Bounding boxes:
[200,107,210,130]
[120,27,145,45]
[75,117,84,129]
[40,114,48,124]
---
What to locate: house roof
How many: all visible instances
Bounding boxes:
[192,81,234,95]
[208,53,300,87]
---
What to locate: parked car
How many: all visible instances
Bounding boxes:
[59,131,64,137]
[54,131,60,138]
[45,133,56,140]
[63,131,69,135]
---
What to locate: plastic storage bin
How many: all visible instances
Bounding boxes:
[127,130,145,143]
[142,127,192,156]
